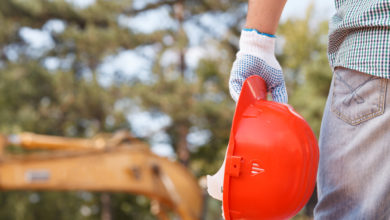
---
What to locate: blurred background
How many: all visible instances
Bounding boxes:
[0,0,334,219]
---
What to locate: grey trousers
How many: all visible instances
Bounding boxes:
[314,67,390,219]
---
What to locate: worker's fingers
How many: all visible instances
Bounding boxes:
[271,83,288,104]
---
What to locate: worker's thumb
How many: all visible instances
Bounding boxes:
[206,155,226,201]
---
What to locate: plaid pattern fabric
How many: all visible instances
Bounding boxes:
[328,0,390,78]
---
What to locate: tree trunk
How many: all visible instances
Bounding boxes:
[174,0,186,78]
[100,193,112,220]
[174,0,190,167]
[177,124,190,167]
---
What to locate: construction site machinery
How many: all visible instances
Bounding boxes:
[0,131,203,220]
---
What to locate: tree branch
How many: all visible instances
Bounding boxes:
[123,0,179,15]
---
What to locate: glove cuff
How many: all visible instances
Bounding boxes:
[238,29,280,70]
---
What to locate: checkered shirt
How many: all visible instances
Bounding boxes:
[328,0,390,78]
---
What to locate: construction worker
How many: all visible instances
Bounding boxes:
[208,0,390,219]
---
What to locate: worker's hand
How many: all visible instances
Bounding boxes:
[229,29,288,103]
[207,155,225,201]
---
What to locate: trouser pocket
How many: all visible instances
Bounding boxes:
[331,67,387,126]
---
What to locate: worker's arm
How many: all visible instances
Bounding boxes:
[245,0,287,35]
[229,0,288,103]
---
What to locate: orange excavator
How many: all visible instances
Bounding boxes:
[0,131,203,220]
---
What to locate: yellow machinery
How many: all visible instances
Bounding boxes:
[0,131,203,220]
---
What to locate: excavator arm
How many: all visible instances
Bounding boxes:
[0,132,203,220]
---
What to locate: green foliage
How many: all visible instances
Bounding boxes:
[278,6,332,136]
[0,0,331,219]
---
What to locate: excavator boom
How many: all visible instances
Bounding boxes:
[0,132,203,220]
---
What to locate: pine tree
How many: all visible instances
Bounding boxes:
[0,0,331,219]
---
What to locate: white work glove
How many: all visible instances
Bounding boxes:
[207,154,226,201]
[229,29,288,103]
[207,29,288,202]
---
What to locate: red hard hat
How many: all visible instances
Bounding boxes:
[223,75,319,220]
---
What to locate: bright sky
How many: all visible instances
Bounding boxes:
[283,0,335,21]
